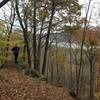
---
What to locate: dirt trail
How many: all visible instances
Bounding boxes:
[0,63,74,100]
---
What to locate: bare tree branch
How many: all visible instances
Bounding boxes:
[0,0,10,8]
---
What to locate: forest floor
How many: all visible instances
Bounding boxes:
[0,62,74,100]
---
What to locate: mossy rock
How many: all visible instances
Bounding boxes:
[23,68,47,81]
[23,68,40,77]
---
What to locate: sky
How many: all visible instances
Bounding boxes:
[0,0,100,26]
[79,0,100,16]
[79,0,100,26]
[0,0,11,19]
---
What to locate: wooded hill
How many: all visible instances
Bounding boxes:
[0,62,74,100]
[0,0,100,100]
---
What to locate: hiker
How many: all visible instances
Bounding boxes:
[12,44,20,64]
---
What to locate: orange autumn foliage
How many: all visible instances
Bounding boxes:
[74,28,100,46]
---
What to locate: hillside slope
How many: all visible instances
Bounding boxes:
[0,66,74,100]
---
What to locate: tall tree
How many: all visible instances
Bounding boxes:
[85,30,97,100]
[32,0,37,70]
[42,0,56,74]
[15,0,31,66]
[76,0,92,96]
[4,1,15,57]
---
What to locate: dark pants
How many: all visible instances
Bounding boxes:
[14,53,18,63]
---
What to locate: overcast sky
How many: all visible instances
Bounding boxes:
[0,0,100,26]
[79,0,100,26]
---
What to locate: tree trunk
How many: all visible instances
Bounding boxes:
[22,44,26,62]
[90,63,94,100]
[32,0,37,70]
[5,3,15,58]
[42,0,56,75]
[36,18,44,71]
[15,0,31,66]
[76,0,92,96]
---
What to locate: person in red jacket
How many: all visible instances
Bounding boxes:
[12,44,20,64]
